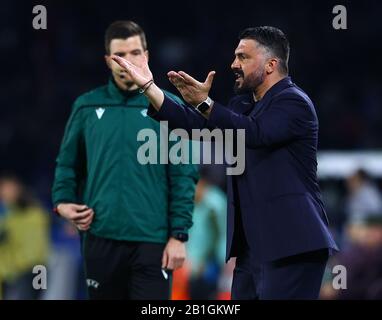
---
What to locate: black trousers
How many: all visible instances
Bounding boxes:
[82,232,171,300]
[231,248,329,300]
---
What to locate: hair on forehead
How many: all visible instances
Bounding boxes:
[105,20,147,55]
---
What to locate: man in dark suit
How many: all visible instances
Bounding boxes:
[112,26,339,299]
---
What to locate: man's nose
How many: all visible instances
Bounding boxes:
[231,58,239,70]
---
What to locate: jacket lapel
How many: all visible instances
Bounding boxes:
[232,95,256,115]
[248,76,294,117]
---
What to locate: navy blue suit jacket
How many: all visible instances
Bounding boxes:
[148,76,338,262]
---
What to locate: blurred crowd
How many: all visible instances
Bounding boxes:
[1,166,382,299]
[320,169,382,299]
[1,0,382,299]
[0,174,86,299]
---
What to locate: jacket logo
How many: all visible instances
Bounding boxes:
[95,108,105,119]
[86,278,100,289]
[141,109,148,117]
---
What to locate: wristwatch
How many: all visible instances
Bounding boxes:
[196,96,214,114]
[172,232,189,242]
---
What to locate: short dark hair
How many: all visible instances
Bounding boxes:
[354,168,370,182]
[239,26,290,75]
[104,20,147,55]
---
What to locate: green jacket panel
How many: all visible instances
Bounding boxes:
[52,80,199,243]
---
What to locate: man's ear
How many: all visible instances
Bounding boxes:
[105,55,112,69]
[266,58,277,74]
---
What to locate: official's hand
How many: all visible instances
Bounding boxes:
[162,237,186,270]
[57,203,94,231]
[167,70,216,107]
[111,55,153,88]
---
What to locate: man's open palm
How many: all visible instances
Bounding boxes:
[111,55,153,88]
[167,70,215,106]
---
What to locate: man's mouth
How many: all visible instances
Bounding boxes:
[234,71,244,80]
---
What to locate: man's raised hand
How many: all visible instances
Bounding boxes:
[111,55,153,88]
[167,70,216,107]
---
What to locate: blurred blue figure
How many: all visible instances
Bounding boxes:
[40,216,85,300]
[187,169,227,299]
[345,169,382,225]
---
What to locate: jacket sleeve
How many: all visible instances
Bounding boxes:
[167,159,199,237]
[51,99,86,207]
[148,93,213,134]
[162,93,199,235]
[208,93,316,149]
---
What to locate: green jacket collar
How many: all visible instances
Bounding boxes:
[107,77,141,102]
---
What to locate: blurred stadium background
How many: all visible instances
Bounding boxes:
[1,0,382,299]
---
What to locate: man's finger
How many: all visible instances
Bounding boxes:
[168,76,187,89]
[111,55,134,72]
[178,71,200,86]
[167,71,186,80]
[174,257,185,270]
[77,225,90,231]
[76,217,93,228]
[71,204,88,211]
[141,54,149,68]
[111,55,126,65]
[77,223,90,231]
[172,259,180,270]
[74,208,93,216]
[167,71,179,77]
[166,257,175,270]
[204,71,216,87]
[162,251,168,269]
[73,209,93,220]
[76,223,86,231]
[168,73,187,84]
[111,55,125,67]
[78,221,92,229]
[75,214,94,225]
[74,216,93,224]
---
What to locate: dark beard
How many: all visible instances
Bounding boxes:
[234,68,265,95]
[119,74,135,88]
